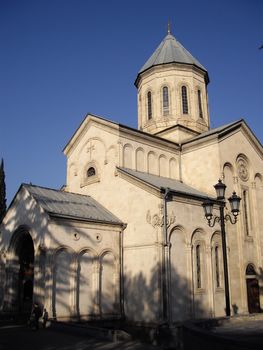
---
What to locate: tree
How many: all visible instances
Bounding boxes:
[0,159,7,223]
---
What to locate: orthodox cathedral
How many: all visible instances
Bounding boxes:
[0,27,262,326]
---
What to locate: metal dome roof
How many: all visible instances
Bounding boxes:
[135,32,209,85]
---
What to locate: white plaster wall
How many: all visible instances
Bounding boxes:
[0,187,49,251]
[167,199,221,320]
[181,141,221,196]
[64,116,263,321]
[218,131,263,314]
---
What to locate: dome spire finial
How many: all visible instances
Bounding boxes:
[167,19,171,34]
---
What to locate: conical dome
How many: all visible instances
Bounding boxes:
[135,29,210,142]
[135,33,209,86]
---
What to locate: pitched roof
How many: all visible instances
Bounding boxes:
[182,119,258,145]
[136,33,208,84]
[22,184,122,224]
[117,167,209,199]
[63,113,180,155]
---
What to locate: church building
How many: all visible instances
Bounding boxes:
[0,27,263,325]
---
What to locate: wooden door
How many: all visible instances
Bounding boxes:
[246,278,260,313]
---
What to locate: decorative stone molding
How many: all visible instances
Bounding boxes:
[233,176,239,184]
[80,160,100,187]
[237,156,249,182]
[146,208,175,228]
[86,141,95,160]
[95,233,102,243]
[73,233,80,241]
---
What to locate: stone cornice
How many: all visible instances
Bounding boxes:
[49,214,125,229]
[135,61,208,88]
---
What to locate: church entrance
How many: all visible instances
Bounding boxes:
[12,230,35,314]
[246,264,260,314]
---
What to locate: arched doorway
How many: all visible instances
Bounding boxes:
[246,264,260,314]
[10,228,34,314]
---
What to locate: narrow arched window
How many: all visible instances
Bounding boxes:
[246,264,256,276]
[243,190,250,236]
[197,89,203,118]
[163,86,169,115]
[215,246,220,287]
[147,91,152,120]
[87,167,96,177]
[196,245,201,288]
[182,86,188,114]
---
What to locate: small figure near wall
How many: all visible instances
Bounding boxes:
[42,308,49,329]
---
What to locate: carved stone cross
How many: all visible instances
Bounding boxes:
[87,142,95,160]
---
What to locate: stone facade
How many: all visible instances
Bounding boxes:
[0,30,262,325]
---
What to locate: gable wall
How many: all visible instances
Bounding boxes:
[0,187,49,250]
[181,140,221,195]
[64,120,176,321]
[66,119,182,195]
[218,130,263,312]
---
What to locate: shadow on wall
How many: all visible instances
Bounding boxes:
[124,262,206,324]
[0,189,240,323]
[0,189,120,320]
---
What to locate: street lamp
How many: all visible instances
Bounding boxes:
[202,179,241,317]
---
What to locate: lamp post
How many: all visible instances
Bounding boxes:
[202,180,241,317]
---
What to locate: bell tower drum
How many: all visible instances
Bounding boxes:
[135,24,210,143]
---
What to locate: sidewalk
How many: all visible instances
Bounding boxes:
[211,314,263,346]
[0,323,163,350]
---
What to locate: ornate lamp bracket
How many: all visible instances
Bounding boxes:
[207,213,237,227]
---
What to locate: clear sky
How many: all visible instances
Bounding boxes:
[0,0,262,205]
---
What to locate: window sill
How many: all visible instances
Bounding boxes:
[80,176,100,188]
[194,288,206,294]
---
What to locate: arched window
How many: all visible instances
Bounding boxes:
[147,91,152,120]
[197,89,203,118]
[246,264,256,276]
[163,86,169,115]
[243,189,250,236]
[215,246,220,287]
[182,86,188,114]
[87,167,96,177]
[196,244,201,288]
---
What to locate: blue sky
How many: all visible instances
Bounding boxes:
[0,0,262,205]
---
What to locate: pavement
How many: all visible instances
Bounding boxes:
[211,314,263,347]
[0,323,162,350]
[2,314,263,350]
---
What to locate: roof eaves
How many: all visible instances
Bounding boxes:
[2,183,26,222]
[48,212,123,226]
[135,61,209,87]
[154,123,200,137]
[181,119,243,146]
[117,167,160,192]
[118,168,211,201]
[160,187,214,202]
